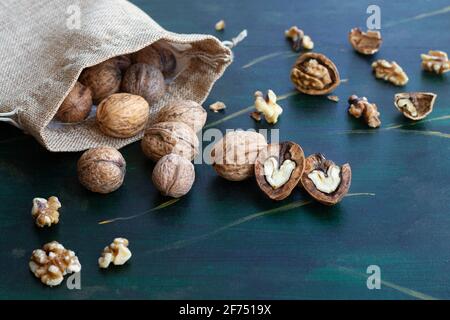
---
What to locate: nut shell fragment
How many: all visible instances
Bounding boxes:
[348,28,382,55]
[394,92,437,120]
[255,142,305,201]
[291,52,340,95]
[301,154,351,205]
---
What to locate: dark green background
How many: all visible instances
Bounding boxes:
[0,0,449,299]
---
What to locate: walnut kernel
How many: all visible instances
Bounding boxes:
[285,26,314,51]
[55,82,92,123]
[348,95,381,128]
[215,20,225,31]
[31,196,61,228]
[348,28,382,55]
[98,238,132,268]
[372,59,408,86]
[394,92,437,120]
[421,50,450,74]
[209,101,227,113]
[254,90,283,124]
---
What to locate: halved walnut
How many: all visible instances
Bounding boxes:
[348,28,382,55]
[291,53,340,95]
[300,154,351,206]
[255,142,305,201]
[394,92,437,120]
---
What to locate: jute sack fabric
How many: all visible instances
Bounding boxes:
[0,0,232,152]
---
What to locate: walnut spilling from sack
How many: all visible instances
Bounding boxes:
[254,90,283,124]
[285,26,314,51]
[421,50,450,74]
[215,20,225,31]
[31,197,61,228]
[348,95,381,128]
[209,101,226,113]
[98,238,132,269]
[371,59,408,86]
[29,241,81,287]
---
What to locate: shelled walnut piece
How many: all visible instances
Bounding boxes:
[348,95,381,128]
[348,28,382,55]
[254,90,283,124]
[300,154,351,206]
[255,142,305,201]
[291,52,340,95]
[156,100,207,132]
[55,82,92,123]
[215,20,225,31]
[31,196,61,228]
[29,241,81,287]
[371,59,408,86]
[285,26,314,51]
[421,50,450,74]
[394,92,437,120]
[98,238,132,269]
[209,101,226,113]
[211,131,267,181]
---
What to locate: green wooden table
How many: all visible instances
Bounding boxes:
[1,0,449,300]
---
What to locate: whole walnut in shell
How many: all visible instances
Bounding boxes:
[104,55,132,71]
[141,121,199,161]
[210,131,268,181]
[79,61,121,104]
[121,63,165,105]
[77,147,126,194]
[55,82,92,123]
[152,153,195,198]
[132,46,163,70]
[156,100,207,132]
[96,93,149,138]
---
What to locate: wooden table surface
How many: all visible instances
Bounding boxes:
[0,0,449,300]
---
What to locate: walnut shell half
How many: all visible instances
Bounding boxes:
[291,52,340,95]
[255,142,305,201]
[300,154,351,205]
[394,92,437,120]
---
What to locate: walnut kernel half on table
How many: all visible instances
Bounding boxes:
[98,238,132,269]
[348,95,381,128]
[31,196,61,227]
[421,50,450,74]
[371,59,408,86]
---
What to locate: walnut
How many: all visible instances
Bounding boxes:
[104,55,132,71]
[215,20,225,31]
[255,142,305,201]
[371,59,408,86]
[285,26,314,51]
[157,46,177,77]
[79,61,121,104]
[394,92,437,120]
[210,131,267,181]
[96,93,149,138]
[348,95,381,128]
[152,154,195,198]
[300,154,351,205]
[421,50,450,74]
[291,52,340,95]
[31,196,61,228]
[29,241,81,287]
[348,28,382,55]
[55,82,92,123]
[121,63,166,105]
[132,46,163,70]
[98,238,132,269]
[77,147,126,194]
[156,100,207,132]
[209,101,226,113]
[141,121,199,162]
[254,90,283,124]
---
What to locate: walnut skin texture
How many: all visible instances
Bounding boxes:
[301,154,351,206]
[210,131,268,181]
[255,142,305,201]
[96,93,149,138]
[394,92,437,120]
[348,95,381,128]
[291,52,340,95]
[55,82,92,123]
[141,121,199,162]
[77,147,126,194]
[348,28,382,55]
[79,61,122,104]
[156,100,207,132]
[31,196,61,228]
[121,63,165,105]
[152,154,195,198]
[29,241,81,287]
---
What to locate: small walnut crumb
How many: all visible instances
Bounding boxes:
[254,90,283,124]
[31,197,61,228]
[327,95,340,102]
[250,111,262,122]
[29,241,81,287]
[372,59,409,86]
[348,95,381,128]
[284,26,314,51]
[215,20,225,31]
[209,101,226,112]
[421,50,450,74]
[98,238,132,269]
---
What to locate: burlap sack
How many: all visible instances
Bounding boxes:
[0,0,232,152]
